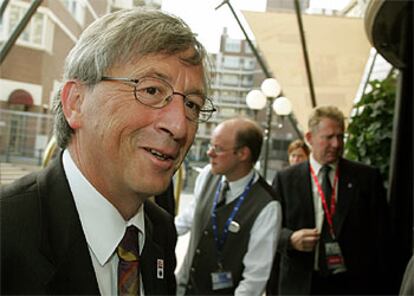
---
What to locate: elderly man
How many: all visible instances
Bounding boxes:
[176,117,281,296]
[0,8,215,295]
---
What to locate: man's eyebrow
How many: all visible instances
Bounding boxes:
[131,68,169,80]
[131,68,206,95]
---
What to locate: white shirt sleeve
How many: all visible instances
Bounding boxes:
[235,200,282,296]
[174,164,211,236]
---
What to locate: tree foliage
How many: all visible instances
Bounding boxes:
[345,73,396,187]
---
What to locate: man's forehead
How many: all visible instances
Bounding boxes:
[109,53,205,86]
[212,128,235,143]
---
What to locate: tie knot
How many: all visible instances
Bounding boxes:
[321,165,331,175]
[118,226,139,261]
[221,180,229,192]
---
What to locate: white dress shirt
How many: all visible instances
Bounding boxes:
[175,164,281,296]
[309,154,338,270]
[63,150,145,296]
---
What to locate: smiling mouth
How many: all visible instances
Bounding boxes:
[145,148,173,161]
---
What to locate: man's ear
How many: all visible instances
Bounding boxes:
[305,131,313,146]
[237,146,250,162]
[61,80,84,130]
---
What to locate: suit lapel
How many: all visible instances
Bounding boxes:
[300,162,316,227]
[140,209,166,295]
[37,155,99,294]
[334,159,356,237]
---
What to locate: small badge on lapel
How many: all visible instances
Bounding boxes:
[157,259,164,279]
[228,221,240,233]
[347,182,353,188]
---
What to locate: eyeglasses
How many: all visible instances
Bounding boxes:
[101,76,216,123]
[208,144,241,154]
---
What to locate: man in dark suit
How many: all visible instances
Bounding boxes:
[0,8,215,295]
[269,106,390,295]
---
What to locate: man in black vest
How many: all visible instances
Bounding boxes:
[1,8,215,295]
[176,117,281,296]
[268,106,390,295]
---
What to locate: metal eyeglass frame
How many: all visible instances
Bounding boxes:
[101,76,216,123]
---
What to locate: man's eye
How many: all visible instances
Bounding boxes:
[185,100,201,112]
[145,87,158,95]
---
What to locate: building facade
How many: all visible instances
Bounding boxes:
[266,0,310,12]
[0,0,159,162]
[188,28,296,179]
[1,0,297,175]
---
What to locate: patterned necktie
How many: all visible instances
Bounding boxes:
[318,165,333,276]
[217,180,230,208]
[118,225,140,296]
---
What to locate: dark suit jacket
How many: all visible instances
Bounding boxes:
[269,158,390,295]
[155,181,175,217]
[0,155,177,295]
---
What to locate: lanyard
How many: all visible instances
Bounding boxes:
[211,175,255,266]
[310,165,339,239]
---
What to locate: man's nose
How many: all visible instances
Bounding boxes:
[156,95,188,140]
[207,146,215,157]
[331,136,342,147]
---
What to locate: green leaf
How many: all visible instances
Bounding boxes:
[344,72,397,187]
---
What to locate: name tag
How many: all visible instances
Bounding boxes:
[211,271,233,290]
[325,241,347,274]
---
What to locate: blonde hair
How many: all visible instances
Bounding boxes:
[288,139,310,156]
[308,105,345,132]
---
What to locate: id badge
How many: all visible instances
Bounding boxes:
[325,241,347,274]
[211,271,233,290]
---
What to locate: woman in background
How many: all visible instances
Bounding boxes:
[287,139,310,166]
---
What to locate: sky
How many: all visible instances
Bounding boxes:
[162,0,352,53]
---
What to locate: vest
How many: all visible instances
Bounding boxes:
[177,171,274,295]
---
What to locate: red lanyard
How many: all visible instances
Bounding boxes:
[310,165,339,239]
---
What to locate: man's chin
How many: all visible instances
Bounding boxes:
[210,167,220,175]
[326,157,340,164]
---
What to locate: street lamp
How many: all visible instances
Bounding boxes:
[246,78,292,179]
[273,96,293,128]
[246,90,266,120]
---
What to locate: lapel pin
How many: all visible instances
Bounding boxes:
[157,259,164,279]
[229,221,240,233]
[348,182,353,188]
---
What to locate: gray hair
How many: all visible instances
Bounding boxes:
[308,105,345,133]
[53,8,209,148]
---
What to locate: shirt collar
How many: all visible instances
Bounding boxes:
[221,168,257,203]
[309,154,337,176]
[62,150,145,265]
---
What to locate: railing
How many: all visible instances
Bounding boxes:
[0,109,54,165]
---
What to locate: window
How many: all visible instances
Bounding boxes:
[222,74,239,86]
[225,39,241,53]
[220,107,238,117]
[241,75,253,86]
[3,4,47,47]
[223,56,240,69]
[0,6,4,39]
[244,42,254,54]
[244,58,256,70]
[62,0,85,25]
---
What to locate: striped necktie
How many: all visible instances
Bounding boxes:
[217,180,230,208]
[117,225,140,295]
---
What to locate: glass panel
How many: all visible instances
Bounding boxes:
[31,13,43,45]
[223,56,240,69]
[225,39,241,53]
[8,6,21,34]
